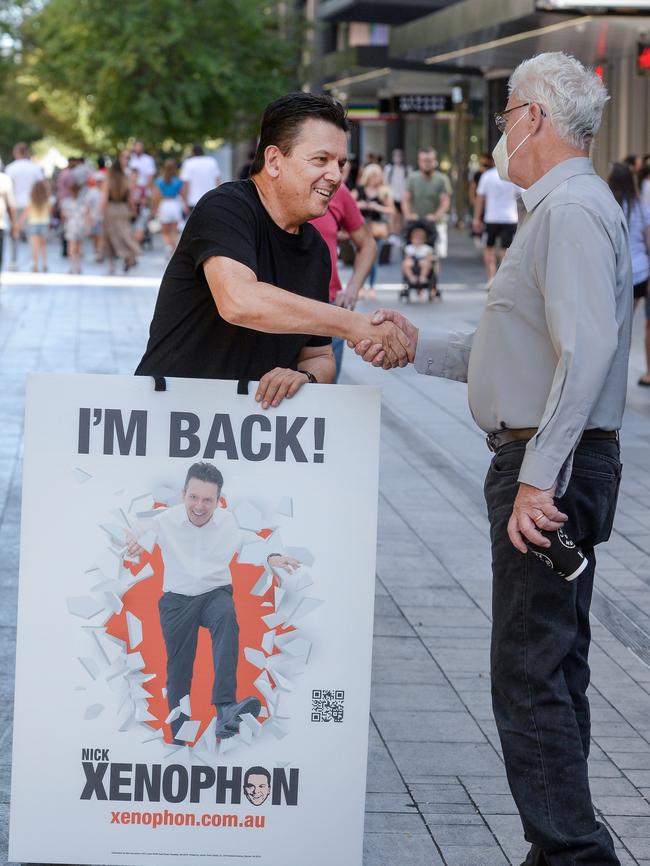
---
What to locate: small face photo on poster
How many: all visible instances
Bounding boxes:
[243,767,271,806]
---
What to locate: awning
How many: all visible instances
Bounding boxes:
[316,0,449,24]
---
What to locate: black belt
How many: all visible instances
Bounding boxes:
[486,427,618,453]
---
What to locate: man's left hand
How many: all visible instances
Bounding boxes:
[507,482,568,554]
[256,368,309,410]
[335,288,357,310]
[268,555,301,573]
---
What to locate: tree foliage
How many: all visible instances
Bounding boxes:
[0,1,46,159]
[19,0,303,149]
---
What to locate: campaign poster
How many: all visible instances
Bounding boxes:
[9,374,380,866]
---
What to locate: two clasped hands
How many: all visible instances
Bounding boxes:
[350,308,417,369]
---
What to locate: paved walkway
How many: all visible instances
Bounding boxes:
[1,231,650,865]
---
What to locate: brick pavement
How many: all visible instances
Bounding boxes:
[0,231,649,865]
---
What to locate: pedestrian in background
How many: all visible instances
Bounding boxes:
[101,159,139,274]
[311,182,376,380]
[60,182,89,274]
[152,159,185,257]
[623,153,642,184]
[85,174,104,262]
[5,142,43,268]
[180,144,220,212]
[640,162,650,208]
[128,141,155,247]
[352,163,394,298]
[473,162,522,287]
[608,161,650,387]
[384,148,409,237]
[468,152,494,247]
[15,179,50,273]
[0,163,16,280]
[402,147,452,278]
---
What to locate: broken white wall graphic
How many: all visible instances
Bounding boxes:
[70,488,324,755]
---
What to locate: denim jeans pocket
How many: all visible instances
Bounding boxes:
[564,460,622,547]
[490,442,526,475]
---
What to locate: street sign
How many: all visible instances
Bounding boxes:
[380,94,453,114]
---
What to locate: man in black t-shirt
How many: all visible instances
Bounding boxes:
[136,92,412,405]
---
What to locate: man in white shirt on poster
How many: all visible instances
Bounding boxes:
[180,144,221,211]
[473,164,522,286]
[5,142,44,267]
[126,461,298,744]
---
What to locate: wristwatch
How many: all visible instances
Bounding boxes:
[302,370,318,384]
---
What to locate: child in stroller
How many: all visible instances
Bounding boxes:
[400,221,439,302]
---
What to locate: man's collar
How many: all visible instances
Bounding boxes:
[521,157,595,213]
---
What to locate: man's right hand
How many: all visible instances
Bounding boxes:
[350,309,419,369]
[347,313,412,368]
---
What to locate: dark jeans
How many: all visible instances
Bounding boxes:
[484,438,622,866]
[159,584,239,736]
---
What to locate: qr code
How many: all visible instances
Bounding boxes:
[311,689,345,723]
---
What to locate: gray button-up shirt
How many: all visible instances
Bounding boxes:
[414,157,632,495]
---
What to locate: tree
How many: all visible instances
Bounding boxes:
[0,1,45,159]
[19,0,303,149]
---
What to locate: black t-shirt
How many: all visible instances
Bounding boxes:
[135,180,331,381]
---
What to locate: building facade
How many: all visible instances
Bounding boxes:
[302,0,650,213]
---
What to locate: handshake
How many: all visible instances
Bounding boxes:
[347,309,418,370]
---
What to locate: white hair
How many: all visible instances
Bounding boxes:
[509,52,609,150]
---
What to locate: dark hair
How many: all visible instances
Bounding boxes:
[184,462,223,491]
[623,153,638,168]
[407,220,434,245]
[162,158,177,183]
[607,162,638,219]
[244,766,271,787]
[192,143,204,156]
[108,160,130,201]
[31,180,49,209]
[250,92,348,176]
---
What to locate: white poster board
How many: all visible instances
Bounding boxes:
[10,374,380,866]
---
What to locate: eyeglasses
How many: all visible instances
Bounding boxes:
[493,103,529,133]
[493,103,546,134]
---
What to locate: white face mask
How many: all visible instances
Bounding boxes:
[492,110,531,182]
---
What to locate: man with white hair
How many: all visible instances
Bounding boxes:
[358,52,632,865]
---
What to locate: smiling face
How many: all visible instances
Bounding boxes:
[244,774,270,806]
[273,118,348,222]
[181,478,221,528]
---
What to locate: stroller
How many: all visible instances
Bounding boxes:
[399,220,440,303]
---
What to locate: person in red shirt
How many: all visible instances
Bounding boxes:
[311,183,375,380]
